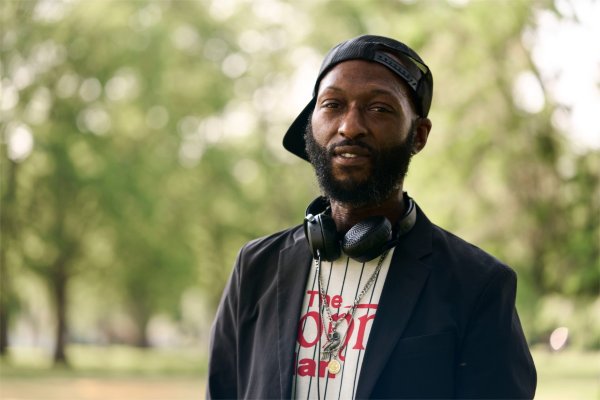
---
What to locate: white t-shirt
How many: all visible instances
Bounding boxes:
[292,249,394,400]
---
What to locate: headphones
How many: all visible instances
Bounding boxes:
[303,195,417,263]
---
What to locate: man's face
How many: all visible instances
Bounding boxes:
[305,59,417,207]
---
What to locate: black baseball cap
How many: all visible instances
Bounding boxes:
[282,34,433,161]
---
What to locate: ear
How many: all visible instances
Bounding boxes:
[412,117,432,154]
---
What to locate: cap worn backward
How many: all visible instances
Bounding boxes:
[283,34,433,162]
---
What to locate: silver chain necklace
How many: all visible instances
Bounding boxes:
[315,250,389,375]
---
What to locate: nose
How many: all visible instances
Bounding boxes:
[338,105,367,140]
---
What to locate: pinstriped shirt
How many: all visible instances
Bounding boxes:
[292,250,394,400]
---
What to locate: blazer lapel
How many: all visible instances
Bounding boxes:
[277,228,312,398]
[355,207,434,399]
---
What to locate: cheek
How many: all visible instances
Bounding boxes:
[310,112,336,146]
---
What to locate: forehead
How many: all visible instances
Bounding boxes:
[317,59,411,98]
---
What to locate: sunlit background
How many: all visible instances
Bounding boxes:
[1,0,598,399]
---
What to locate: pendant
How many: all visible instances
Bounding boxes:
[322,330,341,356]
[328,358,341,375]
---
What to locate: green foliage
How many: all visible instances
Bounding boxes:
[1,0,598,363]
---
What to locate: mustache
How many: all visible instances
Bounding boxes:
[327,139,375,155]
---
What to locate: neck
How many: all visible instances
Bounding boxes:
[330,189,406,234]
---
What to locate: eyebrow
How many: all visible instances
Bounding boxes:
[319,85,400,98]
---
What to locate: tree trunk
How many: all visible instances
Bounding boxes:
[0,239,9,356]
[136,326,150,348]
[0,300,8,356]
[0,156,18,356]
[133,307,151,348]
[51,266,69,366]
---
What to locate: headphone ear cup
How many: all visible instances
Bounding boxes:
[304,213,341,261]
[342,216,392,262]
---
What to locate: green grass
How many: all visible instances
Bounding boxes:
[0,345,206,378]
[0,345,598,399]
[532,347,599,400]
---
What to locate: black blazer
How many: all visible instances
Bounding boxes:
[207,206,536,399]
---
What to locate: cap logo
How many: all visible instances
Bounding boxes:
[373,52,419,90]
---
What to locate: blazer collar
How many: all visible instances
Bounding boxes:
[277,227,312,398]
[355,204,434,399]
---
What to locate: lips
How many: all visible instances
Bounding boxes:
[331,145,371,158]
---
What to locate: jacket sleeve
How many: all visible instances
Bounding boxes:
[206,251,242,400]
[455,267,537,399]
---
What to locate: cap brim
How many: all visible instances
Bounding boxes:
[282,98,315,162]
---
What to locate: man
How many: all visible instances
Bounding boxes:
[207,35,536,399]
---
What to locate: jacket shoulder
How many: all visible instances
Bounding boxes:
[241,224,304,256]
[235,225,306,272]
[430,224,516,280]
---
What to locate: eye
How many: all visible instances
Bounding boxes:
[321,100,341,109]
[370,104,393,113]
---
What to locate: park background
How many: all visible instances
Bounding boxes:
[1,0,598,399]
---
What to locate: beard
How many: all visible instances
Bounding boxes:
[304,120,416,208]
